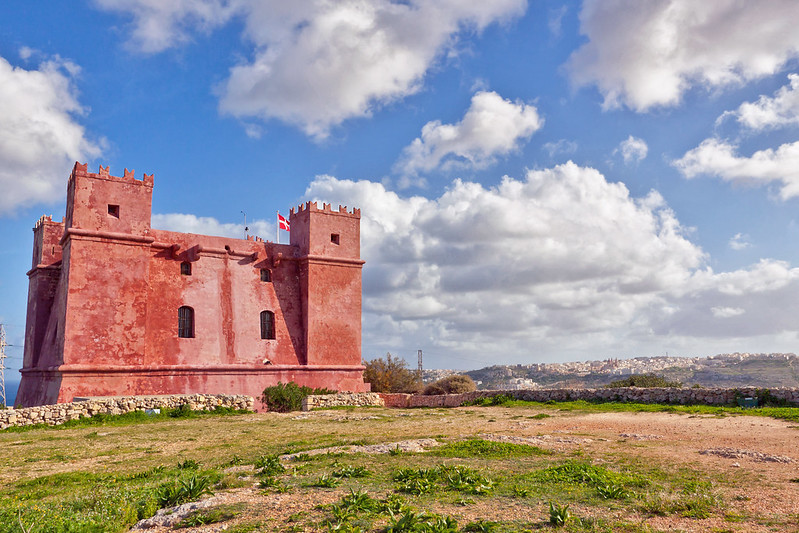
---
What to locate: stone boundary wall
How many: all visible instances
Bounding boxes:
[0,394,254,430]
[303,392,384,410]
[304,387,799,410]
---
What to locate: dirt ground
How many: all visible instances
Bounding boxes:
[127,407,799,532]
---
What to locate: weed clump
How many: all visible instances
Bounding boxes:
[260,381,335,412]
[605,374,682,388]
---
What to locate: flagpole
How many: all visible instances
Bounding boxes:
[276,211,280,244]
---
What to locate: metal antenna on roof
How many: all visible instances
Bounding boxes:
[241,211,248,238]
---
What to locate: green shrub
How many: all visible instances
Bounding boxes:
[422,374,476,395]
[605,374,682,388]
[362,353,423,393]
[260,381,335,412]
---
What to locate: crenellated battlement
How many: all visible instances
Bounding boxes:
[69,162,154,187]
[33,215,53,230]
[290,201,360,218]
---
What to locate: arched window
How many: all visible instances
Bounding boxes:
[260,268,271,282]
[178,306,194,338]
[180,262,192,275]
[260,310,275,340]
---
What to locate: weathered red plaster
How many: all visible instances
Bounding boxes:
[17,163,367,407]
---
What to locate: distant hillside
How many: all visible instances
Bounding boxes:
[449,353,799,389]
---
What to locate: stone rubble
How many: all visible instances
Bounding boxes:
[699,447,793,463]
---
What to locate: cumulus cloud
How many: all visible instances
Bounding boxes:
[304,162,715,358]
[723,73,799,131]
[221,1,527,138]
[615,135,648,164]
[673,138,799,200]
[395,91,543,175]
[0,54,103,215]
[152,213,274,239]
[95,0,527,138]
[93,0,237,53]
[567,0,799,111]
[729,233,751,251]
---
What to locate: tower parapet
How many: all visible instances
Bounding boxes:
[65,162,154,237]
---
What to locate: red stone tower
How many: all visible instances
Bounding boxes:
[17,163,367,406]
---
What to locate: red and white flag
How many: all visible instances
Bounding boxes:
[277,213,290,231]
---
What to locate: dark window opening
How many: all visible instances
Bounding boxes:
[260,269,271,282]
[330,233,340,245]
[260,310,275,340]
[108,204,120,218]
[178,306,194,338]
[180,262,192,275]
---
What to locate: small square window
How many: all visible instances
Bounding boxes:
[180,262,191,275]
[108,204,120,218]
[260,269,271,282]
[330,233,340,245]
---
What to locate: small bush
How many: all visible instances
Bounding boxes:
[605,374,682,388]
[260,381,335,412]
[423,374,476,395]
[362,353,422,393]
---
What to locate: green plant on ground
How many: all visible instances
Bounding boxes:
[549,502,571,527]
[461,394,514,407]
[332,465,371,478]
[605,374,682,388]
[157,474,215,507]
[312,473,341,488]
[254,454,286,477]
[177,459,200,470]
[260,382,335,412]
[422,374,477,395]
[432,438,550,458]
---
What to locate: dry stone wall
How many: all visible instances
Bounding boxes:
[305,387,799,410]
[0,394,253,430]
[302,392,384,410]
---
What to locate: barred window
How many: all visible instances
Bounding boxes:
[178,306,194,338]
[260,310,275,340]
[180,262,191,275]
[260,269,271,282]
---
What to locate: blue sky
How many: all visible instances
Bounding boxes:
[3,1,799,399]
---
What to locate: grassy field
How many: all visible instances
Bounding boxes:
[2,402,798,532]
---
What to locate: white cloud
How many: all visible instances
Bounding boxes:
[304,162,713,359]
[542,139,577,158]
[711,306,745,318]
[94,0,527,139]
[724,73,799,131]
[729,233,751,251]
[673,138,799,200]
[152,213,274,240]
[222,1,527,139]
[0,54,103,215]
[395,91,543,175]
[615,135,648,164]
[93,0,237,53]
[567,1,799,111]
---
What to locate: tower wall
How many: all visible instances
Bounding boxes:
[18,164,367,407]
[291,203,364,385]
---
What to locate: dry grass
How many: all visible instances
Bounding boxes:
[2,404,799,532]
